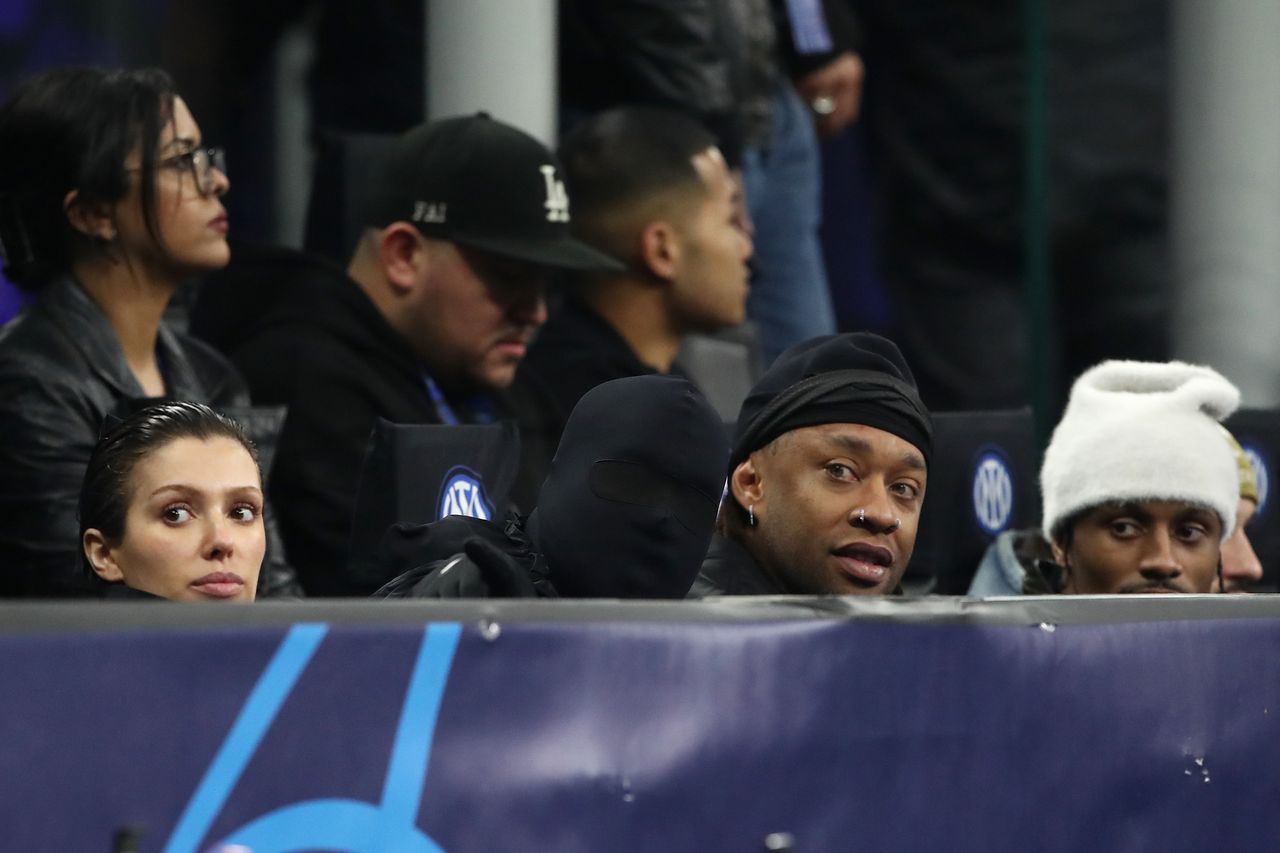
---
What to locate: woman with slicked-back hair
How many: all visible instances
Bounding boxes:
[81,401,266,601]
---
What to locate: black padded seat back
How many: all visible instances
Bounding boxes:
[906,408,1040,594]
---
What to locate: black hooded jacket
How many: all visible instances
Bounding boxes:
[191,245,450,595]
[191,243,556,595]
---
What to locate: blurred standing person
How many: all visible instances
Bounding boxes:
[855,1,1171,409]
[560,0,864,362]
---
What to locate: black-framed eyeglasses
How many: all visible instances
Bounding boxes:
[154,147,227,195]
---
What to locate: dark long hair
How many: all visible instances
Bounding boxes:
[79,401,259,586]
[0,66,176,289]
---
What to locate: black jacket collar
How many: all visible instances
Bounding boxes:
[690,532,788,597]
[37,276,219,401]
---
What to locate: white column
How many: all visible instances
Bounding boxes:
[426,0,558,145]
[1171,0,1280,404]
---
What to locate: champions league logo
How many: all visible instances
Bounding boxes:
[972,449,1014,535]
[437,467,493,521]
[1243,445,1269,515]
[164,624,461,853]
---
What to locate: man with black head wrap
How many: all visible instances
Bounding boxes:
[692,332,933,597]
[376,375,727,599]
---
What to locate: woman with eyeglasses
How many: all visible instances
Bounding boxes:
[0,66,247,597]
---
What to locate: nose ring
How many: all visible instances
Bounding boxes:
[856,507,902,533]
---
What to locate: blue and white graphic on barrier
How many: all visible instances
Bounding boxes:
[972,448,1014,535]
[4,611,1280,851]
[162,623,461,853]
[437,466,493,521]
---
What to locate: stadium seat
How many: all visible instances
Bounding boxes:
[905,408,1040,594]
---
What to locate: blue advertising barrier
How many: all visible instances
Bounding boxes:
[1,596,1278,851]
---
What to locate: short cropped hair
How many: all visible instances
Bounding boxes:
[558,106,719,262]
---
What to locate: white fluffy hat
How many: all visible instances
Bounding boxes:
[1040,360,1241,542]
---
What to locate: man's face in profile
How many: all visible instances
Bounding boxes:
[407,242,550,394]
[1053,500,1223,594]
[1216,497,1263,592]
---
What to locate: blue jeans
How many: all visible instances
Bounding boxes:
[741,82,837,363]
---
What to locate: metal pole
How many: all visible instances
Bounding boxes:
[1171,0,1280,405]
[425,0,559,145]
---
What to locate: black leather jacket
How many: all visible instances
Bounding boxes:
[0,277,250,596]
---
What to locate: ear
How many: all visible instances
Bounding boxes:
[63,190,117,242]
[729,457,765,510]
[377,223,428,295]
[82,529,124,583]
[1049,537,1078,593]
[638,220,681,282]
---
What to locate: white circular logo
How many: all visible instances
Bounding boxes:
[437,466,493,521]
[973,450,1014,535]
[1244,446,1269,515]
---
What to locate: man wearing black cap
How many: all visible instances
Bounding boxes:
[691,332,933,597]
[196,114,621,595]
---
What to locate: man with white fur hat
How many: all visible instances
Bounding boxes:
[970,359,1242,595]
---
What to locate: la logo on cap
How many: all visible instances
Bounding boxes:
[540,165,569,223]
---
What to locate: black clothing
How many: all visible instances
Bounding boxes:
[858,1,1170,409]
[560,0,860,164]
[0,278,248,597]
[192,246,447,596]
[689,532,787,597]
[530,375,727,599]
[99,584,166,601]
[373,514,554,599]
[379,376,728,600]
[515,296,658,449]
[190,244,553,595]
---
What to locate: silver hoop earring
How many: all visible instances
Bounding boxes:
[748,504,756,527]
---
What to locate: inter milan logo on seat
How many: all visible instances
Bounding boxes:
[540,164,570,222]
[972,449,1014,535]
[1244,445,1269,515]
[437,466,493,521]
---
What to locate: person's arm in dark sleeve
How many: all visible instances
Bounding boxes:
[231,336,387,596]
[0,371,100,597]
[561,0,746,164]
[775,0,866,137]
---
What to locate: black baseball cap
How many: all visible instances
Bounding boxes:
[362,113,624,272]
